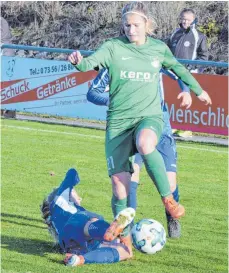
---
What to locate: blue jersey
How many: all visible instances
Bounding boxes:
[49,169,83,237]
[49,169,104,253]
[87,68,190,136]
[158,69,189,135]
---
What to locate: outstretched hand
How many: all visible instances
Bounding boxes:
[197,90,212,105]
[177,92,192,109]
[68,51,83,65]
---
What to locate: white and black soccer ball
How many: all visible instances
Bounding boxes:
[131,219,166,254]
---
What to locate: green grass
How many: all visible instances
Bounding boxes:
[1,119,228,273]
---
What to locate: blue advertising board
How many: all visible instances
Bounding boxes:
[1,56,107,120]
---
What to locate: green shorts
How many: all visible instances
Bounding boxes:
[105,116,164,176]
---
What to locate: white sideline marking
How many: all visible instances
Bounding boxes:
[2,125,104,139]
[177,144,228,154]
[2,125,228,154]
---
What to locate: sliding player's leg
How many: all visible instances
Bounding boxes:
[65,242,131,266]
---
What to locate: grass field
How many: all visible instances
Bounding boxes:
[1,119,228,273]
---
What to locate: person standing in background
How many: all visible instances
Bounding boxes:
[1,17,16,118]
[168,8,208,138]
[0,17,15,56]
[168,8,208,65]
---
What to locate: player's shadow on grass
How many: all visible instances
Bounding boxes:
[1,218,47,229]
[2,213,43,223]
[1,213,46,229]
[1,235,60,256]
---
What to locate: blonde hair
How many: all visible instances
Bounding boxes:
[121,1,157,36]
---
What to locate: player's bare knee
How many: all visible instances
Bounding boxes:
[136,129,157,154]
[111,174,120,186]
[133,163,141,175]
[111,172,130,185]
[132,163,140,182]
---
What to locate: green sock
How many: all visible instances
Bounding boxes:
[111,195,127,217]
[111,195,129,237]
[142,150,171,197]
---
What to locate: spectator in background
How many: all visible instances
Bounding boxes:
[0,17,15,56]
[168,8,208,138]
[1,17,16,118]
[168,8,208,64]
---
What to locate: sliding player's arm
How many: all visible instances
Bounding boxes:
[161,68,192,109]
[163,44,212,105]
[87,68,110,106]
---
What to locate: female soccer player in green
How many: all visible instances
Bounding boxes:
[68,2,212,255]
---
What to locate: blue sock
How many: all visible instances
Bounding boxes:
[88,220,110,240]
[128,181,138,210]
[173,185,179,203]
[83,247,120,264]
[166,185,180,221]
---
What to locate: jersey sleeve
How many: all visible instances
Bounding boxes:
[162,44,203,96]
[178,79,190,92]
[75,40,114,72]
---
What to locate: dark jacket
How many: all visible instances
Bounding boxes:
[168,25,208,61]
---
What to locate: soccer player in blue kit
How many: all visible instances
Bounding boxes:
[41,168,135,266]
[87,68,192,238]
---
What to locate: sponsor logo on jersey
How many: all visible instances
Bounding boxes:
[120,70,157,82]
[151,59,160,68]
[149,56,161,68]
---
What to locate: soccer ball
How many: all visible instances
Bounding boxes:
[131,218,166,254]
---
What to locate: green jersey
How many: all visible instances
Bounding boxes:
[76,36,203,121]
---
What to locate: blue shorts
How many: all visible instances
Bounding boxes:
[59,210,103,253]
[133,134,177,173]
[156,134,177,173]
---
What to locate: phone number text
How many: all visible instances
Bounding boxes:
[30,64,75,76]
